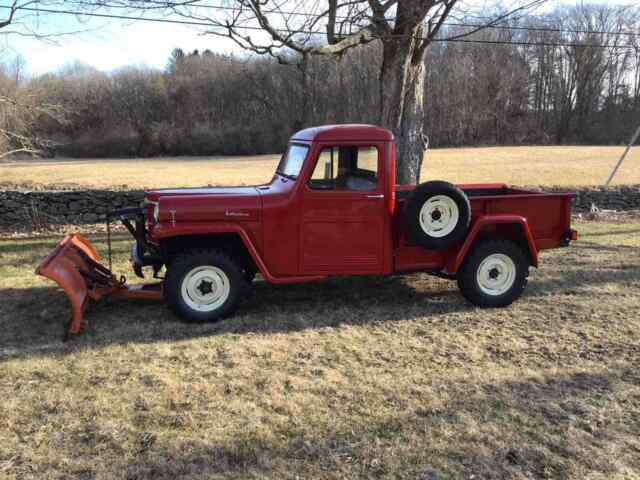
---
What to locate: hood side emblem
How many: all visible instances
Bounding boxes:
[169,209,176,226]
[225,210,250,217]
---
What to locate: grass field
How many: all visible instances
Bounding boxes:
[1,219,639,479]
[1,145,639,190]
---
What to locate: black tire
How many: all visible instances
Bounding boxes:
[457,239,529,308]
[243,268,257,284]
[404,180,471,250]
[165,249,248,323]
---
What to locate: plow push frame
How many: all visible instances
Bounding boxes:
[35,208,164,340]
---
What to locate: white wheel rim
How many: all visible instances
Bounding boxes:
[419,195,460,238]
[181,266,230,312]
[476,253,516,296]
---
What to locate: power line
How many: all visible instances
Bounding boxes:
[0,4,219,27]
[450,20,640,37]
[2,4,639,50]
[131,0,640,38]
[122,0,640,38]
[434,37,636,49]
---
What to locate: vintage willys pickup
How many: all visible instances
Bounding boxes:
[37,124,577,337]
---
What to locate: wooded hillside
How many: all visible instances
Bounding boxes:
[2,4,639,158]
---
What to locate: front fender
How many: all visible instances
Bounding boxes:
[152,221,264,271]
[151,221,255,242]
[151,222,325,285]
[448,215,539,273]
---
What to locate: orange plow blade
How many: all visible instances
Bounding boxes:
[36,234,163,339]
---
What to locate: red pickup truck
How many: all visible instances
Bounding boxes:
[37,124,576,337]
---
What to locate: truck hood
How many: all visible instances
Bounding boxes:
[145,186,259,201]
[147,186,262,223]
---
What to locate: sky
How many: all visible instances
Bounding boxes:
[1,0,638,76]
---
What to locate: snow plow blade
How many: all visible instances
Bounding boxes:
[35,234,163,339]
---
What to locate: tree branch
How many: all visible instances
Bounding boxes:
[439,0,550,42]
[0,0,19,29]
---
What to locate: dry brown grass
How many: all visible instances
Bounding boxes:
[2,145,639,190]
[1,220,639,479]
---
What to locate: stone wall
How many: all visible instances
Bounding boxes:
[535,185,640,212]
[0,190,145,226]
[1,185,639,226]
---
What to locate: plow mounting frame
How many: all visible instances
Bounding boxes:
[36,234,163,339]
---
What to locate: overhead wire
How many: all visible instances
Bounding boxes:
[83,0,640,38]
[1,3,639,50]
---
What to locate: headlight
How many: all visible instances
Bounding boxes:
[153,202,159,222]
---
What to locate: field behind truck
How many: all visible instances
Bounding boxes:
[1,145,639,190]
[1,145,640,479]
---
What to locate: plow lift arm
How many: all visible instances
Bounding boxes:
[35,209,164,340]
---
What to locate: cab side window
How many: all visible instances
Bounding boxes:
[308,146,379,191]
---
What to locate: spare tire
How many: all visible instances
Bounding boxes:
[403,180,471,250]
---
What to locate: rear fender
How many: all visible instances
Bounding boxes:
[448,215,538,273]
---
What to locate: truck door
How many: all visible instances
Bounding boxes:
[300,144,385,274]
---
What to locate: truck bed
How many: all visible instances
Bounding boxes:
[392,183,575,273]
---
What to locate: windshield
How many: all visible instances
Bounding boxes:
[276,144,309,179]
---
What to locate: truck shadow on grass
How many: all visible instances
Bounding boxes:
[2,240,638,359]
[0,275,466,359]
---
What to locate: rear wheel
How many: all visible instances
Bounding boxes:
[457,240,529,308]
[165,249,248,322]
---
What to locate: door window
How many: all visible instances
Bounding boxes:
[308,146,379,191]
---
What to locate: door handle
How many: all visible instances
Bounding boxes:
[366,194,384,199]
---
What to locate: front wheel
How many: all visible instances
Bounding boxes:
[165,249,248,322]
[457,240,529,308]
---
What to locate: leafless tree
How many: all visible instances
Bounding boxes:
[89,0,549,182]
[10,3,638,160]
[0,1,104,158]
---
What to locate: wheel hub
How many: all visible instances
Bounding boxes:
[419,195,460,238]
[476,253,516,296]
[181,265,231,312]
[197,279,213,295]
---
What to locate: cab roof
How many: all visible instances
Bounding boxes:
[291,124,394,143]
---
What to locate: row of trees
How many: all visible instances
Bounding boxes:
[3,4,640,161]
[426,11,640,147]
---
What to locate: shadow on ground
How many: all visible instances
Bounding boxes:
[0,273,467,360]
[1,238,638,361]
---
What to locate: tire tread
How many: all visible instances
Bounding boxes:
[457,239,529,308]
[165,248,248,323]
[404,180,471,250]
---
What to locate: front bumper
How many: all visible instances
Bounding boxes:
[109,207,162,278]
[131,242,145,278]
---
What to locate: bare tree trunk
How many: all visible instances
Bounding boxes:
[297,54,314,129]
[379,26,427,185]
